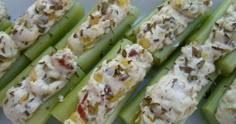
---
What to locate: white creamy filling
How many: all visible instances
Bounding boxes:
[139,3,236,124]
[67,0,130,55]
[3,48,77,124]
[0,32,19,77]
[65,44,153,124]
[170,0,212,18]
[0,1,7,22]
[10,0,72,50]
[216,79,236,124]
[137,0,212,53]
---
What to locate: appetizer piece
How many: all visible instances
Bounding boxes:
[2,48,79,124]
[201,73,236,124]
[51,39,153,124]
[0,0,84,90]
[55,0,139,72]
[119,0,236,123]
[0,32,18,78]
[126,0,212,64]
[0,1,11,31]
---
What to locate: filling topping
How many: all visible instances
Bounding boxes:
[67,0,131,55]
[3,48,77,124]
[10,0,72,50]
[138,3,236,124]
[0,32,19,77]
[137,0,212,53]
[65,44,153,124]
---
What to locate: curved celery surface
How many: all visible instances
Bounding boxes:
[26,66,85,124]
[0,2,84,90]
[51,39,132,123]
[0,55,31,90]
[125,2,210,64]
[201,72,236,124]
[119,0,234,123]
[24,1,84,60]
[119,49,181,123]
[0,19,12,31]
[216,50,236,76]
[0,46,86,124]
[54,6,139,73]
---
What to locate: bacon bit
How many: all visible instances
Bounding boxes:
[57,59,74,70]
[128,49,138,57]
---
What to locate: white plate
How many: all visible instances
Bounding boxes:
[0,0,222,123]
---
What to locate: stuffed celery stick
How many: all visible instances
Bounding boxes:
[125,0,212,64]
[201,73,236,124]
[53,0,139,72]
[0,1,11,31]
[2,47,85,124]
[51,39,153,124]
[119,0,236,123]
[0,0,84,90]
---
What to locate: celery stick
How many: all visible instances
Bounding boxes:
[187,0,233,44]
[0,47,56,105]
[51,39,132,122]
[54,7,97,50]
[26,71,86,124]
[78,7,139,72]
[0,55,31,90]
[153,15,207,64]
[125,1,210,65]
[119,0,234,123]
[200,72,236,124]
[0,1,84,91]
[54,7,139,73]
[24,1,84,60]
[0,19,12,31]
[119,49,181,123]
[216,50,236,76]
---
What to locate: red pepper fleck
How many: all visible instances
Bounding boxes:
[57,59,73,70]
[128,49,138,57]
[77,104,87,120]
[119,74,129,81]
[77,91,88,120]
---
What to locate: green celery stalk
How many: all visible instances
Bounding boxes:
[200,72,236,124]
[24,1,84,60]
[53,6,139,73]
[26,68,86,124]
[119,49,181,124]
[0,47,56,104]
[0,46,86,124]
[77,7,139,72]
[0,19,12,31]
[51,39,132,122]
[0,1,84,90]
[125,1,210,64]
[216,50,236,76]
[118,0,234,123]
[0,55,31,90]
